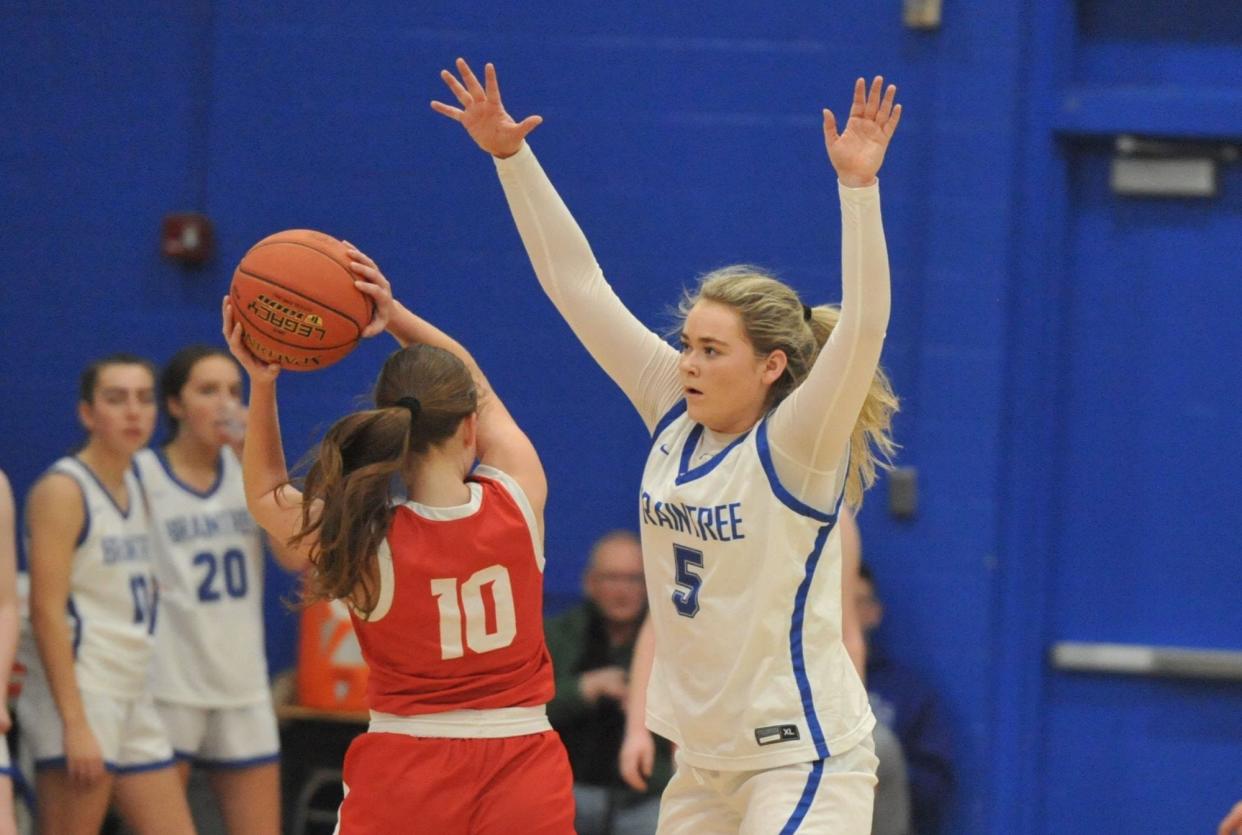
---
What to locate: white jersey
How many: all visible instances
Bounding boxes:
[641,404,874,772]
[134,447,269,706]
[21,457,156,700]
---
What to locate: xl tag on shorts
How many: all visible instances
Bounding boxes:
[755,724,801,746]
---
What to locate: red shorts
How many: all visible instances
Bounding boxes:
[336,730,575,834]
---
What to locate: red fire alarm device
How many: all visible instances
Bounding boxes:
[161,212,215,265]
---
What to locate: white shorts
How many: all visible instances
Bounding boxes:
[156,698,280,769]
[17,685,174,774]
[0,738,10,775]
[656,735,878,835]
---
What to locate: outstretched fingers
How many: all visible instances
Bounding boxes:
[440,68,473,107]
[515,114,544,139]
[456,57,487,102]
[863,75,884,120]
[849,77,866,120]
[823,108,840,148]
[877,82,898,123]
[882,102,903,138]
[484,62,502,104]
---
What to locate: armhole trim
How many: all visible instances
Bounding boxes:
[755,420,839,523]
[360,538,396,623]
[49,463,92,548]
[473,465,545,573]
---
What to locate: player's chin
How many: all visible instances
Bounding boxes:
[684,395,708,424]
[116,430,152,454]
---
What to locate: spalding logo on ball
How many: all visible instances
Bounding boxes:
[229,229,375,371]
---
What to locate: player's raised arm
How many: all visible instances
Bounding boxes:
[222,297,318,563]
[348,245,548,524]
[432,58,683,432]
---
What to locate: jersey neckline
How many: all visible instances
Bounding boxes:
[70,456,134,519]
[675,422,752,485]
[153,446,225,500]
[398,481,484,521]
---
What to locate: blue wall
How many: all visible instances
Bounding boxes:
[2,3,1239,833]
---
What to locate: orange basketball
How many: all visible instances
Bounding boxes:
[229,229,373,371]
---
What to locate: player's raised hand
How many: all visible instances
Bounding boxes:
[431,58,542,159]
[823,76,902,188]
[222,297,281,384]
[343,242,393,338]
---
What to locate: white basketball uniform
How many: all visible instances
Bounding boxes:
[641,406,877,833]
[134,446,279,767]
[16,457,175,772]
[490,143,890,832]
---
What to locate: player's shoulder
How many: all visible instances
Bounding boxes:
[28,464,85,506]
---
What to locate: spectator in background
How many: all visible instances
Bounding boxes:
[546,531,671,835]
[857,562,955,834]
[840,509,910,835]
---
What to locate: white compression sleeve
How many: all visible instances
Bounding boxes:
[494,144,682,433]
[767,180,891,503]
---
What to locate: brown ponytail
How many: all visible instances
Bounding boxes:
[291,345,477,614]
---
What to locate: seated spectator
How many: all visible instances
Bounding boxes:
[546,531,672,835]
[857,562,956,834]
[840,509,910,835]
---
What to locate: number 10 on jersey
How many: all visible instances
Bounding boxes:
[430,565,517,660]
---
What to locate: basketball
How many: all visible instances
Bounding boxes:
[228,229,374,371]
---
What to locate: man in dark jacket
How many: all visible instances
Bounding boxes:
[546,531,672,835]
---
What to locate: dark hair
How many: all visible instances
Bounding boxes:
[292,345,478,614]
[78,353,157,403]
[158,344,239,440]
[157,342,239,439]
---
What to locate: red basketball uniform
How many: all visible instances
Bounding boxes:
[335,466,574,835]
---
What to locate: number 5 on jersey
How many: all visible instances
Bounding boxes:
[673,544,704,617]
[430,565,517,660]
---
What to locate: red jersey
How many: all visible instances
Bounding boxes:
[351,466,554,716]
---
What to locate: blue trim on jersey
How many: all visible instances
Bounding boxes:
[651,399,687,440]
[755,420,837,523]
[779,759,825,834]
[73,457,133,519]
[191,751,281,771]
[74,473,92,547]
[790,524,833,760]
[67,596,82,658]
[154,446,225,499]
[0,766,12,777]
[674,423,752,485]
[48,464,93,547]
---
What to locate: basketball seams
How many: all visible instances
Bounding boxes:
[235,267,362,347]
[245,239,375,324]
[230,281,356,355]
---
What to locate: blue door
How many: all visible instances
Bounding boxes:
[1036,141,1242,833]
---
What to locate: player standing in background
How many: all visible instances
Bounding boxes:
[436,59,900,832]
[134,345,307,834]
[18,355,196,834]
[221,246,574,834]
